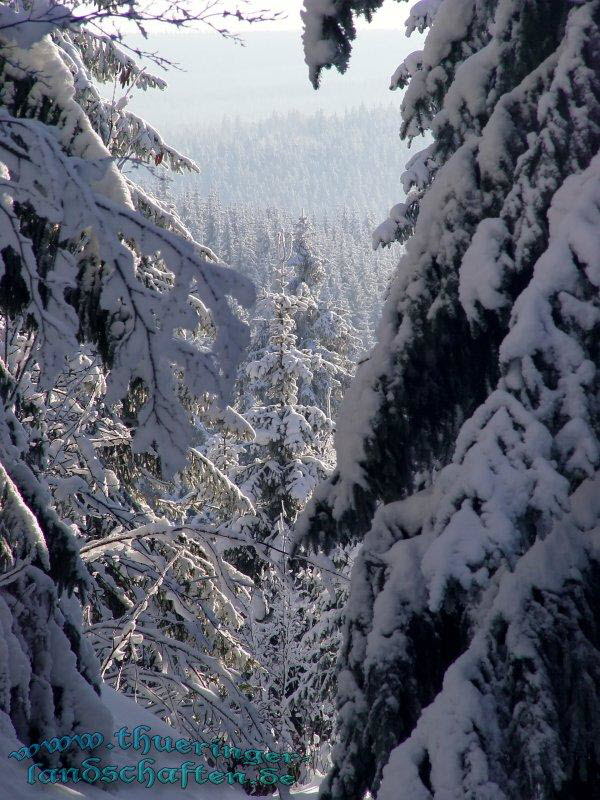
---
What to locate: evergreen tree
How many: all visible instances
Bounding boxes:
[237,289,334,551]
[278,217,360,773]
[0,1,254,757]
[227,223,358,775]
[286,214,359,414]
[204,189,224,253]
[287,213,326,293]
[229,285,335,759]
[298,1,600,799]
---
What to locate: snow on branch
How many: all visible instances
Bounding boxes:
[404,0,442,36]
[0,1,74,48]
[65,28,168,92]
[0,109,255,476]
[390,50,423,91]
[372,191,420,249]
[0,1,285,49]
[302,0,386,88]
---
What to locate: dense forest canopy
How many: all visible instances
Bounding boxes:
[149,105,410,218]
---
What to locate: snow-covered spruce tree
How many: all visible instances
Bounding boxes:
[281,215,358,772]
[231,286,336,760]
[295,1,600,799]
[230,232,357,773]
[0,0,255,758]
[286,214,359,415]
[235,287,334,570]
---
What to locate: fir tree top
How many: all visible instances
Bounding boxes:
[287,214,326,295]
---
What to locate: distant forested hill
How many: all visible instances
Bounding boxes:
[161,104,409,217]
[132,102,410,345]
[125,33,417,346]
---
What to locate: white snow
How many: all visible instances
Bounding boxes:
[376,522,600,800]
[459,218,513,320]
[301,0,338,87]
[0,1,72,49]
[405,0,443,37]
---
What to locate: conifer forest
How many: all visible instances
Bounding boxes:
[1,2,600,799]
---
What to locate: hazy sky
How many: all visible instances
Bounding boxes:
[127,28,416,126]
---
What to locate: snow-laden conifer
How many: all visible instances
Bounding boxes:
[223,282,335,762]
[286,214,359,415]
[297,1,600,798]
[0,0,255,755]
[226,226,357,774]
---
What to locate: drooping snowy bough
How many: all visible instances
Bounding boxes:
[0,2,255,758]
[296,1,600,798]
